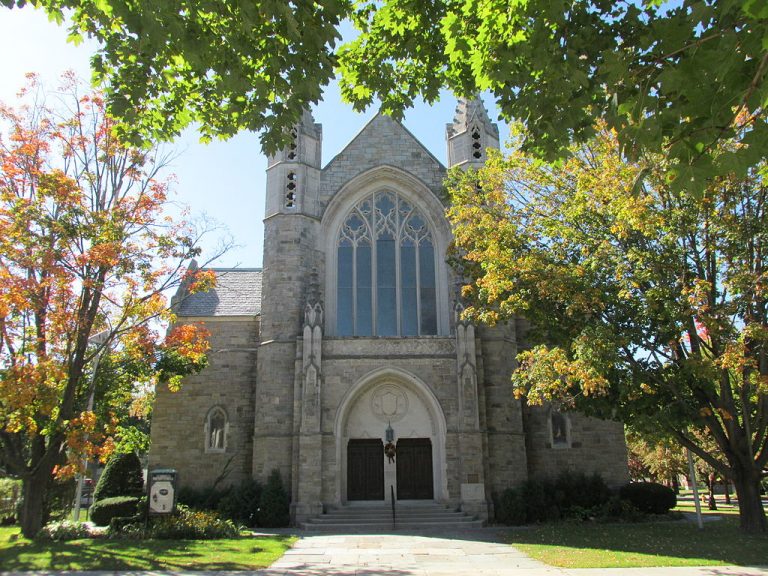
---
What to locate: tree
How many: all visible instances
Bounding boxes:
[3,1,767,185]
[0,73,216,537]
[625,432,687,489]
[446,126,768,533]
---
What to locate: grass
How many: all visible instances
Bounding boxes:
[0,526,296,571]
[507,497,768,568]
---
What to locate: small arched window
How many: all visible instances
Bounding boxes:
[550,409,571,449]
[205,406,228,453]
[337,191,437,336]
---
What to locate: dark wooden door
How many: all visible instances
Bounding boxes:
[347,439,384,500]
[396,438,434,500]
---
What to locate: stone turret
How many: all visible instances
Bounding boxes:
[446,97,500,169]
[255,110,324,492]
[260,109,323,341]
[265,110,323,218]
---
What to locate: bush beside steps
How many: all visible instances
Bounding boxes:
[493,474,677,525]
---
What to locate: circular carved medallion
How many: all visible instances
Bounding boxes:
[371,384,409,423]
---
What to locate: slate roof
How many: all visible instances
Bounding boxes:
[175,268,262,317]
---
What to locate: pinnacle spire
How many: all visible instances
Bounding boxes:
[446,96,500,168]
[447,97,499,139]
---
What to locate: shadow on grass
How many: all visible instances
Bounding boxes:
[505,516,768,566]
[0,533,296,571]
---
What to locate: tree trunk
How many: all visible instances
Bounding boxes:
[19,468,51,538]
[733,472,767,533]
[724,481,731,505]
[707,473,717,511]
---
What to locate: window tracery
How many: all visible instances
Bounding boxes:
[337,191,437,336]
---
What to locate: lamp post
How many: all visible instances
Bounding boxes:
[72,330,110,522]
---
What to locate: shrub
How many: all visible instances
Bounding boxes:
[257,469,289,528]
[595,495,644,522]
[0,478,21,515]
[36,520,91,541]
[494,488,526,525]
[520,479,560,523]
[177,485,225,511]
[110,505,239,539]
[619,482,677,514]
[92,452,144,502]
[218,479,262,527]
[555,472,611,510]
[493,472,613,525]
[90,496,140,526]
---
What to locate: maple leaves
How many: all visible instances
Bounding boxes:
[0,74,218,536]
[447,124,768,532]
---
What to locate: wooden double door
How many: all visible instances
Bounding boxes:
[347,439,385,501]
[347,437,433,501]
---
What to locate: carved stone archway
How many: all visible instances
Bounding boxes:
[333,367,448,504]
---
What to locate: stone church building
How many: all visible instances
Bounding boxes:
[149,99,629,523]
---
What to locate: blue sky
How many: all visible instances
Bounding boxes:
[0,7,508,268]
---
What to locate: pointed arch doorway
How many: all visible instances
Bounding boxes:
[335,368,448,504]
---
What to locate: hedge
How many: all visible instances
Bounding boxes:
[90,496,140,526]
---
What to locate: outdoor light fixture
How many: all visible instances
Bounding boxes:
[386,421,394,442]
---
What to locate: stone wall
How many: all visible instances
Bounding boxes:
[477,323,529,496]
[524,405,630,487]
[148,318,258,490]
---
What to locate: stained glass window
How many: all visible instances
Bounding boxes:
[337,191,438,336]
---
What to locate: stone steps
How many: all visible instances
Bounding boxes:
[300,502,484,531]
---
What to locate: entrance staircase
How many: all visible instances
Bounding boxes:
[300,501,484,532]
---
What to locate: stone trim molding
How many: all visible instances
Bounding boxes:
[333,366,449,504]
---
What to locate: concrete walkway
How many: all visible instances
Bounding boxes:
[1,529,765,576]
[257,531,768,576]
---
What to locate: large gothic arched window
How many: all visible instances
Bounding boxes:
[337,191,437,336]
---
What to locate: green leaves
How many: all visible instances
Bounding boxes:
[5,0,765,189]
[448,122,768,530]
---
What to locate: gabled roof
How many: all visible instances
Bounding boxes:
[321,113,447,197]
[175,268,262,317]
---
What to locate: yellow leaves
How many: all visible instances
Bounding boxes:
[716,408,733,421]
[716,340,755,373]
[757,374,768,394]
[512,345,610,406]
[640,382,655,395]
[699,406,733,424]
[683,279,713,315]
[187,269,217,294]
[167,374,184,393]
[164,323,211,364]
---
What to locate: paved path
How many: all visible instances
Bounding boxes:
[267,531,549,575]
[258,529,767,576]
[1,529,766,576]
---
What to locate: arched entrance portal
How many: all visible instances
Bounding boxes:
[334,368,448,504]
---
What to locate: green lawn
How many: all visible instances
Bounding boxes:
[0,526,296,571]
[508,503,768,568]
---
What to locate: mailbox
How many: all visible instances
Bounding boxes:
[148,469,177,515]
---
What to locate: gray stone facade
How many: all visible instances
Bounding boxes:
[149,99,629,523]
